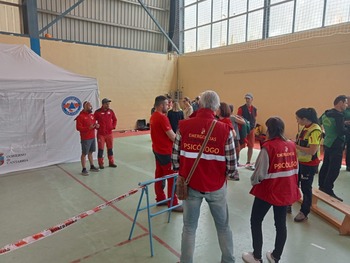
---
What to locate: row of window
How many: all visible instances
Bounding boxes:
[181,0,350,53]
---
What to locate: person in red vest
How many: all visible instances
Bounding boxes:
[172,90,236,263]
[242,117,300,263]
[94,98,117,169]
[75,101,100,176]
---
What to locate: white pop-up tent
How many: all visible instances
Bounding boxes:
[0,44,99,175]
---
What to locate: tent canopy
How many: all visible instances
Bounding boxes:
[0,44,99,175]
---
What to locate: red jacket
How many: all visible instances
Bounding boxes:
[178,108,230,192]
[94,108,117,136]
[76,111,97,140]
[250,138,301,206]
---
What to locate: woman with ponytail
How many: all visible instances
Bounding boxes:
[293,108,322,222]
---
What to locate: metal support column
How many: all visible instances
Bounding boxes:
[23,0,40,55]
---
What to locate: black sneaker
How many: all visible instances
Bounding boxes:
[90,165,100,172]
[330,193,343,202]
[109,163,117,168]
[81,168,89,176]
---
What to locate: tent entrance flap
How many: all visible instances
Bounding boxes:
[0,97,46,147]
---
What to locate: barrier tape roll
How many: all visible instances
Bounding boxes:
[0,187,142,255]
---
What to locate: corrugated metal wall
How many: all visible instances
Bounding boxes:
[37,0,171,53]
[0,0,21,34]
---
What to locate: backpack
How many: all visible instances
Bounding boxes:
[239,118,251,140]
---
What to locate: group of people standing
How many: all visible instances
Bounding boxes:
[149,90,349,263]
[76,91,349,263]
[75,98,118,175]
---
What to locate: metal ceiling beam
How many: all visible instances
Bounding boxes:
[137,0,179,54]
[38,0,86,35]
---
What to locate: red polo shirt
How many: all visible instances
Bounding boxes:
[150,111,173,154]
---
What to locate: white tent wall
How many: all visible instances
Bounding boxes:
[0,44,99,175]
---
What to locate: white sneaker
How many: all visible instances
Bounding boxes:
[266,251,277,263]
[242,252,262,263]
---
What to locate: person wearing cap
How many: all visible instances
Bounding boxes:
[94,98,118,169]
[237,93,257,168]
[75,101,100,175]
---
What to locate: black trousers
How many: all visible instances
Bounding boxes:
[318,145,343,193]
[346,135,350,168]
[299,164,317,216]
[251,197,287,262]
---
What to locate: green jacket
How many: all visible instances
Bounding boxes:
[320,109,346,148]
[344,108,350,121]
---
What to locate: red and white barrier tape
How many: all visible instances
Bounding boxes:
[0,187,142,255]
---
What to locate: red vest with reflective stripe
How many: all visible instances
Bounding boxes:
[250,138,301,206]
[178,109,230,192]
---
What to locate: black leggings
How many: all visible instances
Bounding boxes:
[251,197,287,262]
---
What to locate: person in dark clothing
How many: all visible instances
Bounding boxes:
[344,97,350,171]
[167,101,184,133]
[237,93,257,168]
[294,108,322,222]
[319,95,349,202]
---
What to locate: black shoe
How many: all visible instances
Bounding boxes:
[346,167,350,172]
[99,165,104,169]
[321,188,344,202]
[156,202,168,207]
[109,163,117,168]
[81,168,89,176]
[330,193,343,202]
[90,165,100,172]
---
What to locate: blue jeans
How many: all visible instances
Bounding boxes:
[180,183,235,263]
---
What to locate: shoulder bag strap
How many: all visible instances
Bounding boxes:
[185,120,217,185]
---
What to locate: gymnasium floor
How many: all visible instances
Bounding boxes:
[0,132,349,263]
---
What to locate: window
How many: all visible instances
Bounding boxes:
[325,0,350,26]
[184,29,197,53]
[247,10,264,41]
[213,0,228,22]
[184,4,197,30]
[228,15,246,44]
[229,0,247,16]
[295,0,324,32]
[212,20,228,47]
[198,25,211,50]
[269,1,294,37]
[198,0,211,26]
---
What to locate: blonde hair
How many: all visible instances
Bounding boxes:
[172,101,182,111]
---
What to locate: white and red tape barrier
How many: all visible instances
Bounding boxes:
[0,187,142,255]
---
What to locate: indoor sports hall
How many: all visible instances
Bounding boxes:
[0,1,350,262]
